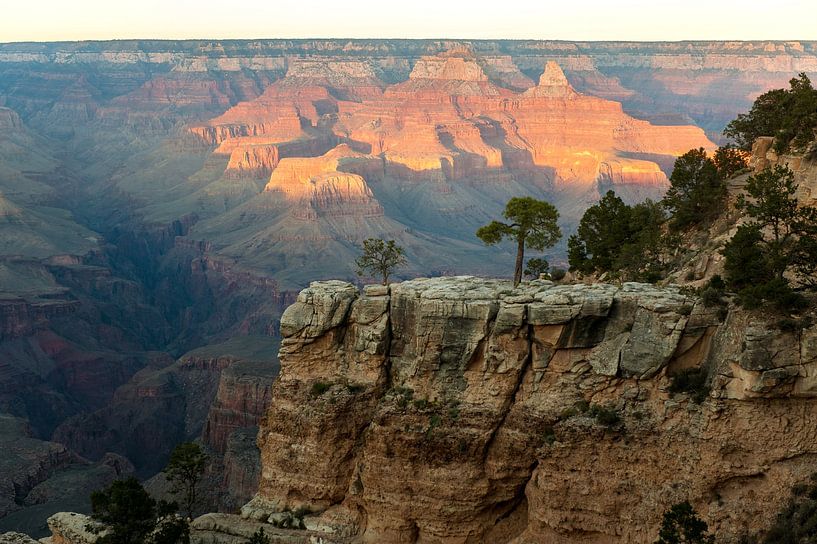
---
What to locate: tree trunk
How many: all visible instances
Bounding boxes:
[514,237,525,287]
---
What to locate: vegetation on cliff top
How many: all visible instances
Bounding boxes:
[477,196,562,287]
[568,141,745,282]
[723,164,817,311]
[663,148,727,229]
[570,73,817,312]
[163,442,208,520]
[759,473,817,543]
[568,191,666,282]
[355,238,407,285]
[89,477,189,544]
[724,73,817,154]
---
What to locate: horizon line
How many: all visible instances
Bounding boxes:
[2,37,817,46]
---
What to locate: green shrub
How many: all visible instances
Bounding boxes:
[152,516,190,544]
[550,267,567,281]
[542,425,556,445]
[776,316,813,332]
[701,275,729,314]
[90,478,157,544]
[447,406,460,420]
[588,404,620,427]
[248,528,271,544]
[761,473,817,543]
[559,399,590,420]
[655,501,715,544]
[669,368,710,404]
[524,257,550,279]
[311,382,331,396]
[701,287,724,308]
[709,275,726,291]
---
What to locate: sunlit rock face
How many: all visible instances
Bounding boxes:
[175,54,717,288]
[195,53,712,192]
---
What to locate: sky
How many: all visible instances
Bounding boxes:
[1,0,816,43]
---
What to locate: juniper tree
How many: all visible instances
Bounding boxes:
[164,442,208,520]
[663,148,725,229]
[723,165,817,309]
[477,197,561,287]
[355,238,407,285]
[655,501,715,544]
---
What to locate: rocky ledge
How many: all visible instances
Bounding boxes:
[240,276,817,543]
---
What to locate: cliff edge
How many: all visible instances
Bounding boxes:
[238,276,817,543]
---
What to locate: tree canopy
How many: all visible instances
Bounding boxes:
[712,145,749,180]
[568,191,665,282]
[724,73,817,153]
[663,148,726,229]
[90,477,159,544]
[355,238,407,285]
[164,442,208,520]
[476,196,561,286]
[723,165,817,310]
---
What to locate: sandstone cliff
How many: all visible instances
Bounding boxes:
[239,276,817,543]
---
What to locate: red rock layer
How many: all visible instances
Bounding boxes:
[196,54,713,192]
[202,361,277,454]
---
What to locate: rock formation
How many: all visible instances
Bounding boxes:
[750,136,817,206]
[44,512,104,544]
[236,276,817,543]
[0,532,38,544]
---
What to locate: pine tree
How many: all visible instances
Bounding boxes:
[477,197,561,286]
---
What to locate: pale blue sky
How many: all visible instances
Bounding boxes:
[1,0,815,42]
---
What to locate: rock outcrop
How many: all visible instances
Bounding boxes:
[0,533,38,544]
[750,136,817,206]
[44,512,103,544]
[245,276,817,543]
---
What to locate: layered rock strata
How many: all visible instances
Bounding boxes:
[192,56,713,190]
[246,276,817,543]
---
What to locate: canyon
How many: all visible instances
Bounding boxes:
[0,39,815,537]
